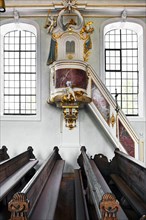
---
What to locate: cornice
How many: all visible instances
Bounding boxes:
[0,1,146,17]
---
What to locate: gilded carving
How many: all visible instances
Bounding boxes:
[100,193,119,220]
[80,21,94,35]
[80,22,94,61]
[8,192,29,220]
[61,94,75,103]
[45,0,94,63]
[63,106,78,129]
[67,54,74,60]
[110,113,116,127]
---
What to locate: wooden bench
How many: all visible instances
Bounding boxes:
[109,149,146,218]
[8,146,65,220]
[77,146,128,220]
[0,146,38,202]
[0,145,10,162]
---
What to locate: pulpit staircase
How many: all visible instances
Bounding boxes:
[49,60,143,162]
[87,63,143,161]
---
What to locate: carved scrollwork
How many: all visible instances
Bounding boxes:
[8,192,29,220]
[100,193,119,220]
[63,106,78,129]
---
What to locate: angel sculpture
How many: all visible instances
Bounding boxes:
[44,15,57,34]
[66,81,76,101]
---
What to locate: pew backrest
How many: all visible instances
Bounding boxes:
[111,149,146,203]
[0,146,38,201]
[90,159,128,220]
[77,147,128,220]
[8,147,65,220]
[23,146,62,216]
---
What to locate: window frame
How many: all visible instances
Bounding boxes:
[0,19,41,121]
[105,29,139,116]
[100,18,145,121]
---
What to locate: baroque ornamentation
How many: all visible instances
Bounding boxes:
[63,106,78,129]
[45,0,93,129]
[45,0,94,64]
[44,14,57,34]
[8,192,29,220]
[110,113,116,127]
[100,193,119,220]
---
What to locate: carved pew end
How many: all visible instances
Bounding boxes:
[8,192,29,220]
[100,193,119,220]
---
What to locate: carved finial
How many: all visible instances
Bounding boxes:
[0,145,9,161]
[8,192,29,220]
[100,193,119,220]
[27,146,36,159]
[54,146,59,152]
[81,146,86,152]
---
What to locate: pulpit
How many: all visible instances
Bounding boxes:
[45,1,94,129]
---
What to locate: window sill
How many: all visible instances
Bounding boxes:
[0,113,41,121]
[127,116,145,122]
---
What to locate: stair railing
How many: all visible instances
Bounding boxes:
[86,64,143,161]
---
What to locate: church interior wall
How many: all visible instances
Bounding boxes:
[0,15,146,170]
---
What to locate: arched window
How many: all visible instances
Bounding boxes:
[0,21,40,120]
[103,21,144,118]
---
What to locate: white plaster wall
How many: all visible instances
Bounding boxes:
[0,17,146,171]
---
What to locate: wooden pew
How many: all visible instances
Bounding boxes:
[74,169,90,220]
[0,146,38,202]
[8,146,65,220]
[93,153,111,183]
[0,145,10,162]
[109,148,146,218]
[77,146,128,220]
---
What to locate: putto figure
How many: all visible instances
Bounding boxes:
[65,81,76,101]
[44,15,57,34]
